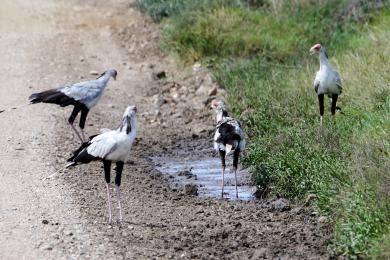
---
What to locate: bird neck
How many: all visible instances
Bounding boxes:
[319,51,331,70]
[216,109,229,123]
[118,116,137,135]
[98,73,111,86]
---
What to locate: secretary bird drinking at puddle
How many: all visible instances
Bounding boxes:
[66,105,137,223]
[29,69,117,142]
[211,100,245,199]
[310,43,342,128]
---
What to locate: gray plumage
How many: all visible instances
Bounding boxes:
[41,69,117,109]
[28,69,117,142]
[311,45,342,96]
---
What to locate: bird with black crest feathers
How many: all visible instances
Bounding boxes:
[211,100,245,199]
[66,105,137,223]
[29,69,117,142]
[310,44,342,128]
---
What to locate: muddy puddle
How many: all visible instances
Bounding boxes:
[152,156,255,200]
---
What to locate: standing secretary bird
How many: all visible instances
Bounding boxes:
[211,100,245,199]
[29,69,117,142]
[66,105,137,223]
[310,43,342,128]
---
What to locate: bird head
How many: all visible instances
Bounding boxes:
[108,69,117,80]
[120,105,137,134]
[210,100,225,111]
[211,100,228,122]
[123,105,137,118]
[98,69,117,80]
[309,43,322,54]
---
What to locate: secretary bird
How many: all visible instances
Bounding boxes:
[310,44,342,127]
[66,105,137,223]
[211,100,245,199]
[29,69,117,142]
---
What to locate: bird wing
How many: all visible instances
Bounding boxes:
[313,72,320,93]
[86,130,119,159]
[59,80,103,105]
[215,117,245,142]
[334,70,342,90]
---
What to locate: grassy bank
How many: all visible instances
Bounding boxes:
[136,0,390,257]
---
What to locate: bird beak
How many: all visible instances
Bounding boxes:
[113,74,117,80]
[309,46,318,55]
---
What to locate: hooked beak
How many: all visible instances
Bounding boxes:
[113,74,117,80]
[309,47,318,55]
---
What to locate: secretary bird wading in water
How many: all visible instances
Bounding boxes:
[66,105,137,223]
[211,100,245,199]
[310,44,342,128]
[29,69,117,142]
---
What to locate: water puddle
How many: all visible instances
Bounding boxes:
[152,157,255,201]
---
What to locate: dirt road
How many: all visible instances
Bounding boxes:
[0,0,330,259]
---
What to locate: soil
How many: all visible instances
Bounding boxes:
[0,0,331,259]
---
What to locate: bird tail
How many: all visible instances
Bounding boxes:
[29,89,75,107]
[65,162,76,168]
[28,92,43,104]
[44,162,75,180]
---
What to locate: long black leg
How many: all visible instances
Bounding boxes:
[68,106,83,142]
[331,94,338,116]
[233,149,240,198]
[115,161,124,222]
[79,107,89,129]
[68,105,81,124]
[115,162,124,187]
[79,107,89,142]
[103,160,112,223]
[104,160,112,184]
[219,150,226,198]
[318,94,324,127]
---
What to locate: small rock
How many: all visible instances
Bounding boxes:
[153,71,166,80]
[305,193,317,205]
[208,86,218,96]
[184,184,198,196]
[310,211,319,216]
[318,216,328,223]
[89,70,99,76]
[42,219,49,225]
[192,62,201,72]
[178,170,192,177]
[270,198,290,212]
[253,186,270,199]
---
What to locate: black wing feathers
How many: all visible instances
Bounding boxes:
[217,122,241,145]
[67,134,99,164]
[29,89,76,107]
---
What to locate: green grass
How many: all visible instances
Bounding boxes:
[137,0,390,257]
[215,13,390,256]
[135,0,243,21]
